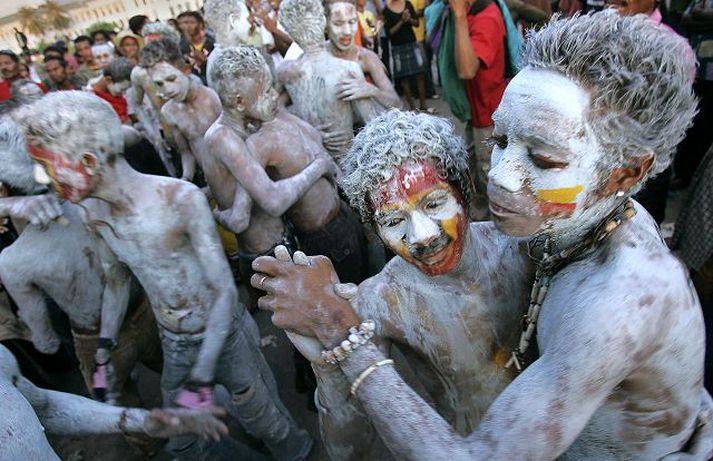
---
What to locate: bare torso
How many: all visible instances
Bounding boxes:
[203,117,285,254]
[545,206,705,459]
[277,48,373,160]
[82,176,215,333]
[162,85,222,168]
[357,223,530,432]
[246,109,340,234]
[0,202,104,333]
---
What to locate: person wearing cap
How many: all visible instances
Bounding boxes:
[114,31,144,66]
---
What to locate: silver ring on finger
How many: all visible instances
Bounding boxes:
[259,275,268,289]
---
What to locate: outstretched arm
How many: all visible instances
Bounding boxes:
[17,374,227,439]
[214,133,333,217]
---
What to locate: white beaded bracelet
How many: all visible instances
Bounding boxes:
[321,320,376,365]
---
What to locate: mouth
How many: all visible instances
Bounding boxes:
[339,36,352,46]
[605,0,628,8]
[489,200,520,217]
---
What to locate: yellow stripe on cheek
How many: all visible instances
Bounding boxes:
[536,185,584,204]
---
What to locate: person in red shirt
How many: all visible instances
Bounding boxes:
[91,58,133,124]
[0,50,46,103]
[452,0,507,217]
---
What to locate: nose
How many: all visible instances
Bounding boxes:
[488,148,523,193]
[406,210,440,248]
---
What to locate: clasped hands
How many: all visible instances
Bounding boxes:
[250,245,362,362]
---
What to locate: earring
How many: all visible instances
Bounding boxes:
[616,190,624,198]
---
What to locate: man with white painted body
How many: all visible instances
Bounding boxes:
[257,110,530,459]
[325,0,404,111]
[251,14,713,460]
[276,0,382,161]
[18,91,312,461]
[0,120,161,410]
[128,23,183,177]
[204,47,335,285]
[0,343,228,460]
[140,38,221,183]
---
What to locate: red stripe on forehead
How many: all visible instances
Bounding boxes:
[373,160,443,208]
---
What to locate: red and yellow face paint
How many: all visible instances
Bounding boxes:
[373,161,468,276]
[536,185,583,216]
[27,142,95,203]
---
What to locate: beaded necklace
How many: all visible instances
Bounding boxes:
[505,200,637,373]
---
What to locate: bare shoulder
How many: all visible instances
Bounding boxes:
[275,59,301,83]
[359,47,383,71]
[545,204,700,347]
[130,66,146,85]
[355,257,414,314]
[205,119,245,149]
[160,99,178,122]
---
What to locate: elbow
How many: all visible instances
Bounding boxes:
[457,68,477,80]
[260,197,289,218]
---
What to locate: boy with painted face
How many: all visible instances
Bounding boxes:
[325,0,404,110]
[91,43,116,70]
[18,91,313,461]
[140,38,221,182]
[91,58,134,124]
[129,24,184,177]
[277,0,382,160]
[251,14,713,460]
[252,110,532,459]
[204,46,336,298]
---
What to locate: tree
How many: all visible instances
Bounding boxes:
[18,7,46,37]
[42,1,72,31]
[85,21,119,36]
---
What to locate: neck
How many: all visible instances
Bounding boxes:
[538,196,626,254]
[190,30,204,44]
[90,157,138,204]
[304,43,325,54]
[445,227,479,279]
[221,108,248,136]
[329,41,357,59]
[183,78,197,103]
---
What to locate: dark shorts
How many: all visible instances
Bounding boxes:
[295,201,367,284]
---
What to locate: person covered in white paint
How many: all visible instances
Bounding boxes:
[18,91,313,461]
[140,38,222,183]
[324,0,404,110]
[251,14,713,460]
[276,0,382,161]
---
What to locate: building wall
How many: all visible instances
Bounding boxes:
[0,0,203,51]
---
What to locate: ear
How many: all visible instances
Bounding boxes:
[601,151,655,197]
[80,152,99,177]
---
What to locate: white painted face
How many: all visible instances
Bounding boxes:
[327,2,359,51]
[487,67,618,238]
[91,44,115,69]
[149,61,190,102]
[241,66,279,123]
[107,80,130,96]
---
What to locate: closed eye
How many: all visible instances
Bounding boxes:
[528,150,569,170]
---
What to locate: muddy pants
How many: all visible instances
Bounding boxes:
[160,307,312,461]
